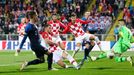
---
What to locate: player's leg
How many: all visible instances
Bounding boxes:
[91,52,107,61]
[53,50,69,69]
[79,41,95,66]
[59,42,65,50]
[47,52,53,70]
[88,34,103,52]
[20,55,45,71]
[72,36,83,58]
[62,51,80,69]
[85,41,95,60]
[57,60,66,68]
[115,55,133,65]
[94,36,103,52]
[54,56,69,69]
[108,42,133,66]
[72,43,81,58]
[114,45,134,66]
[20,46,53,70]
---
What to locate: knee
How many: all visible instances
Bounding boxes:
[39,58,45,63]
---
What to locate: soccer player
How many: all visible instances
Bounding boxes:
[17,11,53,71]
[40,24,80,69]
[15,13,35,56]
[62,13,102,58]
[47,14,66,50]
[92,19,134,66]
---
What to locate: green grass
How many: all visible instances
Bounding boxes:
[0,51,134,75]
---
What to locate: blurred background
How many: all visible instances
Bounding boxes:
[0,0,133,41]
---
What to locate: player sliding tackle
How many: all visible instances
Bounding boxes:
[62,13,103,58]
[92,19,134,66]
[40,24,80,70]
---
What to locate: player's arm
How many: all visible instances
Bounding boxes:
[17,24,31,51]
[62,23,70,34]
[59,21,66,28]
[42,33,58,46]
[79,19,90,24]
[18,35,28,50]
[44,38,58,46]
[15,34,27,56]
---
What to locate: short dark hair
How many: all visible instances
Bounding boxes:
[43,24,50,28]
[28,11,37,19]
[52,14,57,17]
[71,13,77,17]
[25,12,29,19]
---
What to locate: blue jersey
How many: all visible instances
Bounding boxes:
[25,23,41,46]
[19,23,41,49]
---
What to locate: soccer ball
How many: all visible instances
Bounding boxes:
[106,51,114,59]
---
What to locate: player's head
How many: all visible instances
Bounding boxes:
[84,12,90,18]
[71,13,77,21]
[43,24,51,33]
[28,11,38,23]
[52,14,57,21]
[25,12,30,23]
[118,19,126,26]
[89,35,95,41]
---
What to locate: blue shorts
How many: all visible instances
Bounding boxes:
[31,45,48,58]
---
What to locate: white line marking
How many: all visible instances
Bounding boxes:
[0,63,21,66]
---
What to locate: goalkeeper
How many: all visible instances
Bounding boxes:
[92,19,134,66]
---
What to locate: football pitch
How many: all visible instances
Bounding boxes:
[0,50,134,75]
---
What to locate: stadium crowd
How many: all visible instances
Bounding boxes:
[0,0,90,34]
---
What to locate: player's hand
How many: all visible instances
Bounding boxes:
[14,49,21,56]
[17,49,21,53]
[47,50,54,54]
[59,29,63,33]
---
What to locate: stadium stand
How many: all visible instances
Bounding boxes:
[0,0,133,41]
[0,0,90,34]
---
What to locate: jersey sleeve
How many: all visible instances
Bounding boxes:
[59,21,66,28]
[25,24,32,34]
[62,24,70,34]
[19,34,27,49]
[78,19,89,24]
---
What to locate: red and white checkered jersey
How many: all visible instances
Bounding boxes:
[63,18,89,37]
[17,23,26,36]
[41,31,58,52]
[47,20,65,36]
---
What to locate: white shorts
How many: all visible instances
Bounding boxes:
[75,33,93,44]
[53,49,63,63]
[52,35,62,44]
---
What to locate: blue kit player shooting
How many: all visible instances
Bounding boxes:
[17,11,53,71]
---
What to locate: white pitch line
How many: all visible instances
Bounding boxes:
[0,63,21,66]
